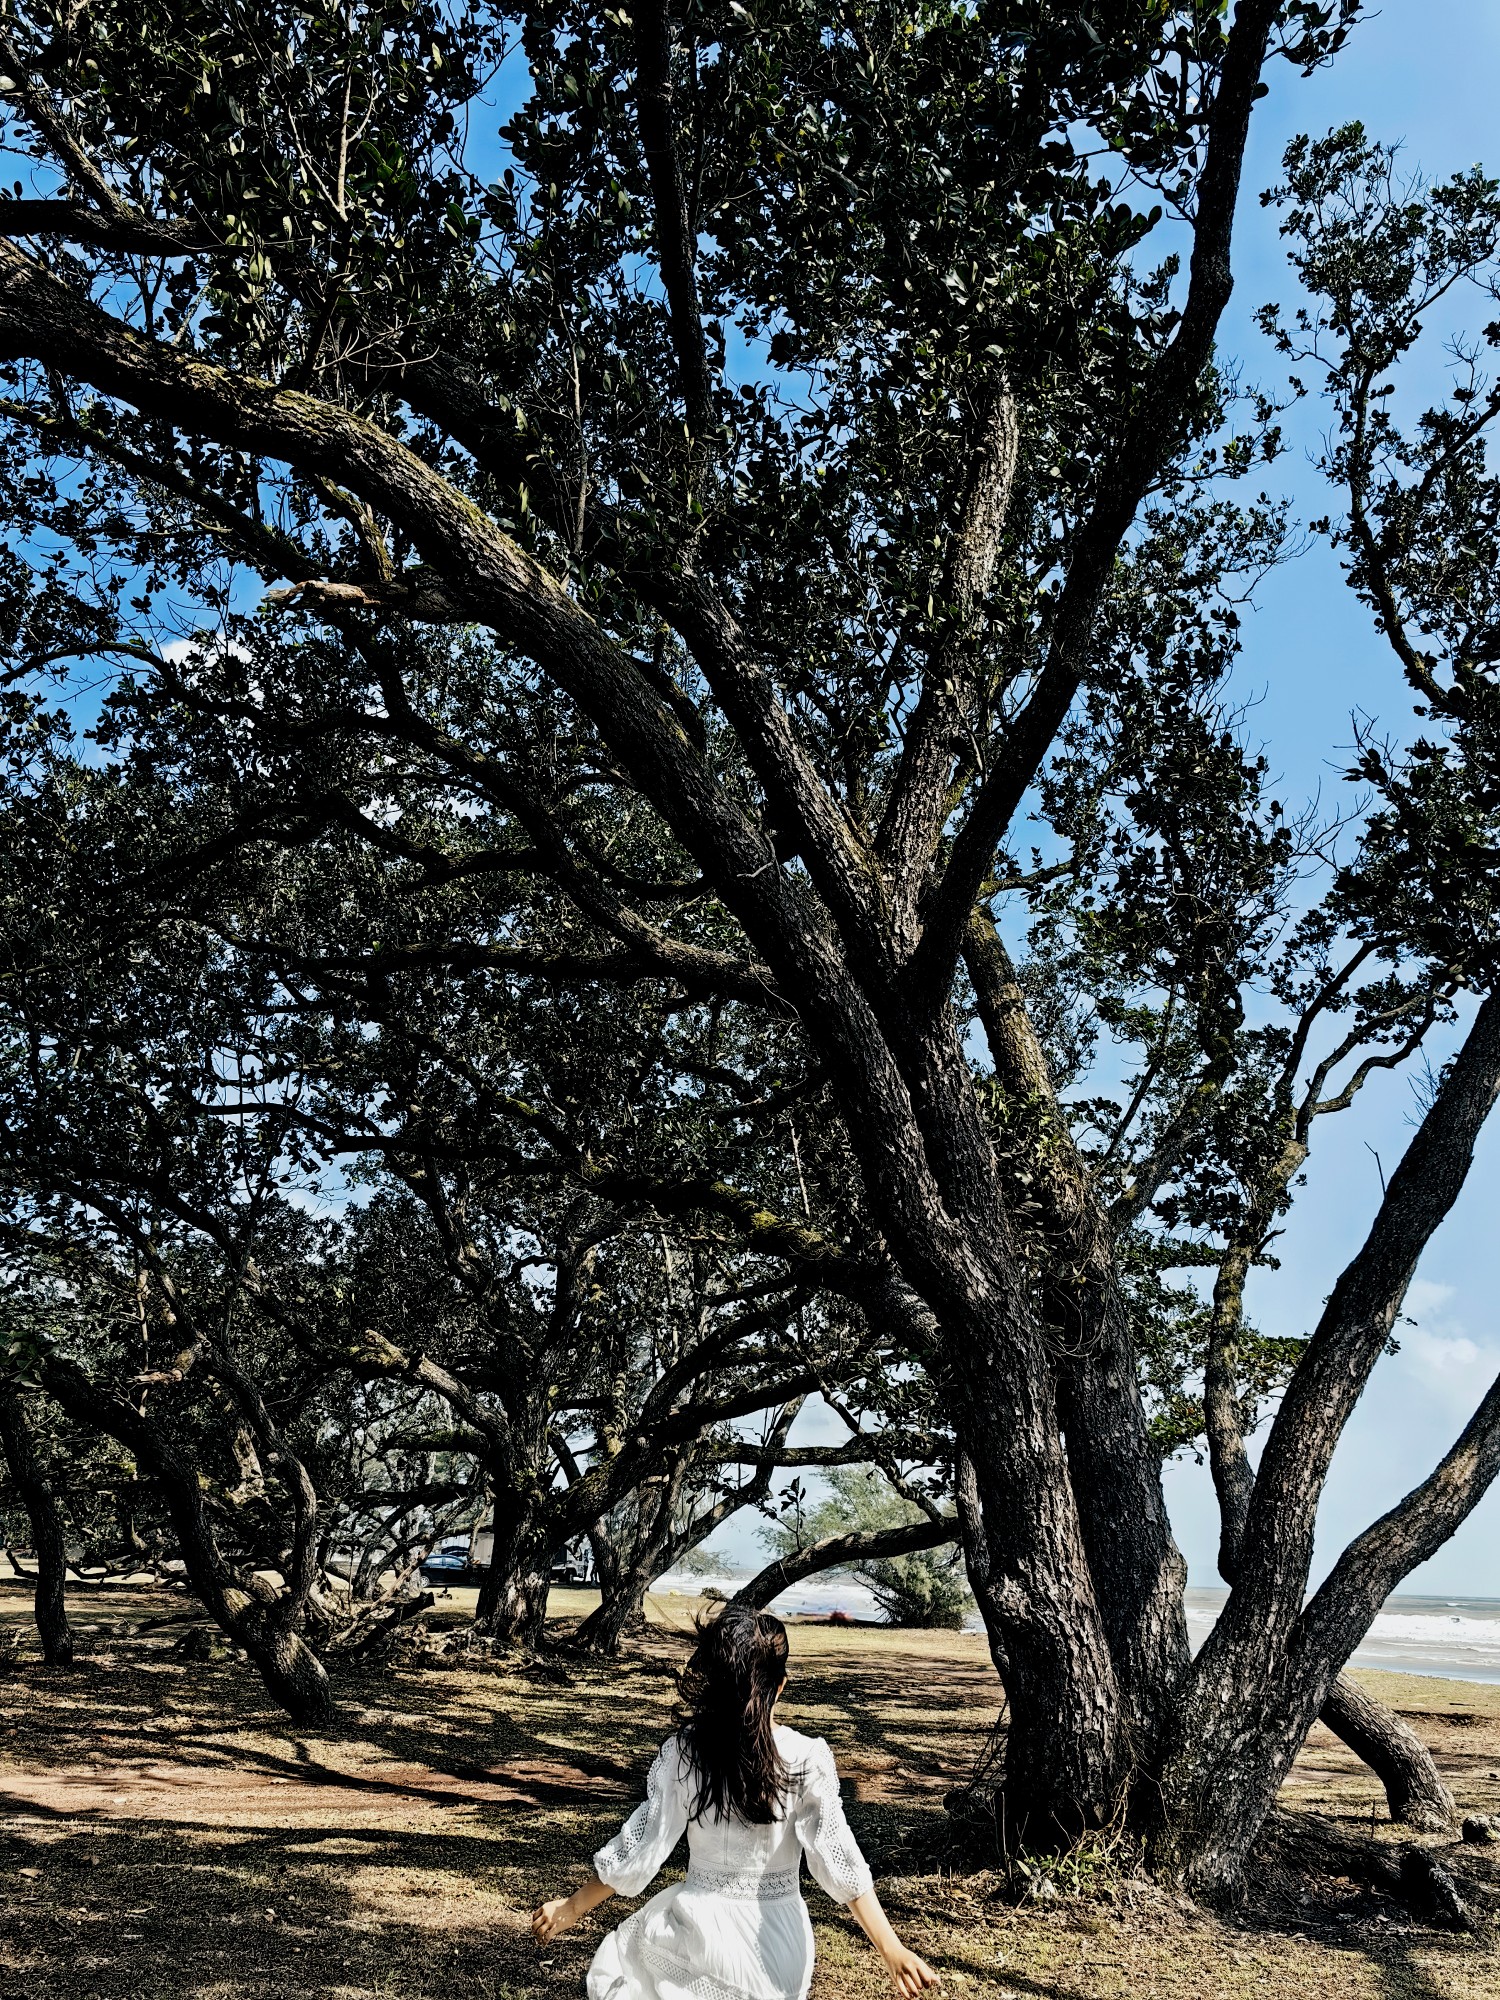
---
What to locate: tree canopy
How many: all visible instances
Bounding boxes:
[5,0,1500,1902]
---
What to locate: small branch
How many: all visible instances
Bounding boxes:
[262,575,465,621]
[911,0,1281,1004]
[631,0,715,439]
[877,379,1020,952]
[0,33,133,219]
[0,198,215,255]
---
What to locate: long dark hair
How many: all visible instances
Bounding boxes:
[675,1605,790,1823]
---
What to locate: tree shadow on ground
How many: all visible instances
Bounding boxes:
[1,1810,601,2000]
[4,1609,1499,2000]
[0,1621,984,2000]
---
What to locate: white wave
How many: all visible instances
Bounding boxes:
[1185,1597,1500,1679]
[1364,1612,1500,1651]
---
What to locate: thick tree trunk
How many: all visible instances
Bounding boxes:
[841,1030,1132,1837]
[962,915,1190,1767]
[154,1503,335,1722]
[239,1622,336,1721]
[473,1497,552,1646]
[1152,1580,1476,1898]
[0,1388,74,1667]
[949,1336,1129,1841]
[572,1466,684,1655]
[835,1001,1132,1839]
[1056,1296,1191,1761]
[587,1520,622,1609]
[152,1497,335,1721]
[571,1559,652,1655]
[147,1452,335,1723]
[38,1357,335,1721]
[955,1450,1008,1672]
[1320,1673,1456,1831]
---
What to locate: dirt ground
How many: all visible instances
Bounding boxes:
[2,1578,1499,2000]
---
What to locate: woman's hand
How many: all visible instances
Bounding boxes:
[848,1889,940,1997]
[531,1894,581,1943]
[531,1874,613,1945]
[881,1942,941,1997]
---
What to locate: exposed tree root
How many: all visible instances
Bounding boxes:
[1254,1807,1500,1933]
[1319,1674,1457,1831]
[564,1605,648,1658]
[938,1709,1496,1938]
[321,1590,436,1665]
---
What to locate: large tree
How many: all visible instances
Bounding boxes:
[8,0,1500,1898]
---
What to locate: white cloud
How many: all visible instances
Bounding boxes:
[1394,1278,1495,1406]
[1404,1324,1483,1374]
[159,632,251,667]
[1405,1277,1457,1321]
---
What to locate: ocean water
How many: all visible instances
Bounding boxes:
[656,1573,1500,1684]
[1186,1587,1500,1685]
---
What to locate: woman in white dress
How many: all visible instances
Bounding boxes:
[532,1604,939,2000]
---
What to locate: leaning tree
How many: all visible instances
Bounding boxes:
[8,0,1500,1897]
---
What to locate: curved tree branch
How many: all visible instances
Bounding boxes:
[913,0,1282,1005]
[731,1516,957,1612]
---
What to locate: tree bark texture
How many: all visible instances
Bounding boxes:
[953,1368,1127,1840]
[960,914,1191,1779]
[0,1386,74,1666]
[1319,1674,1456,1831]
[473,1495,554,1647]
[954,1450,1009,1675]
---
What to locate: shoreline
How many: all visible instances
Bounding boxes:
[9,1564,1500,1686]
[653,1571,1500,1686]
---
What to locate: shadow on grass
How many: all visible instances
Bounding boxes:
[14,1604,1489,2000]
[0,1623,984,2000]
[1,1809,604,2000]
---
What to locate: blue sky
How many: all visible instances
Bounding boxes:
[703,4,1500,1595]
[1160,0,1500,1599]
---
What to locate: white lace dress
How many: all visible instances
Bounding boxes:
[586,1725,873,2000]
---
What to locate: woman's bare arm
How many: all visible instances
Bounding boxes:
[847,1887,941,1997]
[531,1873,615,1942]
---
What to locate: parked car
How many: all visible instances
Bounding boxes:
[416,1541,595,1588]
[418,1542,475,1586]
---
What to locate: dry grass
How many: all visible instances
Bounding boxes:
[2,1578,1498,2000]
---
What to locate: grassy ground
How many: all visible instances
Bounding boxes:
[2,1577,1499,2000]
